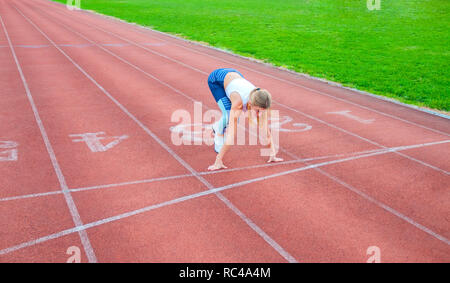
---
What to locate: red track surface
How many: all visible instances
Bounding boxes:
[0,0,449,263]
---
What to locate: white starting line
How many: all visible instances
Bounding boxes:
[1,139,448,203]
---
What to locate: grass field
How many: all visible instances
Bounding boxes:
[54,0,449,111]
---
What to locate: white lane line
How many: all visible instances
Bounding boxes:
[4,42,164,48]
[394,151,449,175]
[0,226,83,256]
[14,5,297,263]
[1,139,449,257]
[0,150,369,202]
[68,143,419,193]
[315,169,450,246]
[69,173,194,193]
[212,140,450,193]
[43,4,450,176]
[45,0,450,134]
[275,101,450,175]
[0,147,401,202]
[0,190,61,202]
[275,140,450,246]
[33,3,204,106]
[1,139,447,202]
[0,13,97,263]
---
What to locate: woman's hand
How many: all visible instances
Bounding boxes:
[208,158,227,171]
[267,155,284,163]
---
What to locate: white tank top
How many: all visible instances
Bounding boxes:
[225,78,256,112]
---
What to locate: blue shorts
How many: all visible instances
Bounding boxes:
[207,68,244,134]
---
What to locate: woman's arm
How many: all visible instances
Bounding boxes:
[266,127,283,163]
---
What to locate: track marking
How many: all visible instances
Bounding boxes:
[41,4,450,175]
[1,139,449,257]
[0,13,97,263]
[270,116,312,132]
[327,110,375,124]
[14,5,297,263]
[69,132,129,152]
[0,141,18,161]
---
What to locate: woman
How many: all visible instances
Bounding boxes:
[207,68,283,171]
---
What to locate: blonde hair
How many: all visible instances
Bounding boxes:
[250,88,272,109]
[248,88,272,129]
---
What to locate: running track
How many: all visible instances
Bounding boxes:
[0,0,449,263]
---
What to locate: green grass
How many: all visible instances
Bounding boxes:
[55,0,449,111]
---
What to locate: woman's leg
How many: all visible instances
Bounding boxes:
[207,70,232,135]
